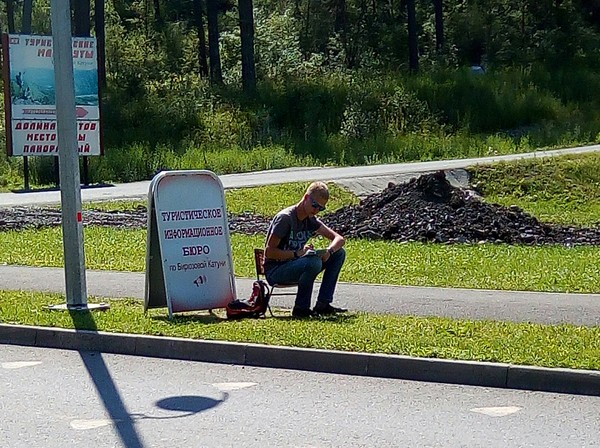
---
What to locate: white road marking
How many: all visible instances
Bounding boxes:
[70,419,114,430]
[2,361,42,369]
[470,406,522,417]
[212,382,257,391]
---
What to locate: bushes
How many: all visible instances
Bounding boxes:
[407,68,565,133]
[90,143,175,183]
[88,143,315,184]
[16,65,600,187]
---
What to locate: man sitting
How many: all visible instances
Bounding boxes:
[263,181,347,318]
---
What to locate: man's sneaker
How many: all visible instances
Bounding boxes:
[313,302,348,315]
[291,307,317,318]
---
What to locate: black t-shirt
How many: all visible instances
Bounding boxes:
[264,205,321,271]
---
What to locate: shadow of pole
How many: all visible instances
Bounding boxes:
[70,309,145,448]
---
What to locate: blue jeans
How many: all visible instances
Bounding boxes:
[265,248,346,310]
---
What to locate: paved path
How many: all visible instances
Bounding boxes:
[1,144,599,206]
[1,265,599,326]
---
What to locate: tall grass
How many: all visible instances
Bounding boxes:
[471,152,600,226]
[6,66,600,189]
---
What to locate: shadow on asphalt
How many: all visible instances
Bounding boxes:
[69,309,144,448]
[128,394,229,422]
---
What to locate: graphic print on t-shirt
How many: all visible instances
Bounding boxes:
[288,229,313,250]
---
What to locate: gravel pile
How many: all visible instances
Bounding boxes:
[323,171,600,246]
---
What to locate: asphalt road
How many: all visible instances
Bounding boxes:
[2,344,599,448]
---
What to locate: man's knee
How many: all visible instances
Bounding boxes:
[303,256,323,275]
[331,247,346,263]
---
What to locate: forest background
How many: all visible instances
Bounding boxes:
[1,0,600,189]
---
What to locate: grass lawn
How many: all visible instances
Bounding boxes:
[1,291,598,371]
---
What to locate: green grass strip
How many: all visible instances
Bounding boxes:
[0,291,598,371]
[1,228,598,293]
[83,182,359,217]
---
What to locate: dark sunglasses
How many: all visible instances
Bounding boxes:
[309,195,326,212]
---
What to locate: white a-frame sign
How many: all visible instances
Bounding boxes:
[144,170,237,318]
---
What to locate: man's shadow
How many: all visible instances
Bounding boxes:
[150,309,357,324]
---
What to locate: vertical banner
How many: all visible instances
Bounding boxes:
[145,170,237,317]
[2,33,102,156]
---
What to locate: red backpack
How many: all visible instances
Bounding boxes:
[226,280,271,319]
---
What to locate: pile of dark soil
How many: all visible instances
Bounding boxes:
[323,171,600,246]
[1,171,599,246]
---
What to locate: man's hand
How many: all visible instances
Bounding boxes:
[300,244,314,256]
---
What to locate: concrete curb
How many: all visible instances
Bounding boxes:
[1,323,598,396]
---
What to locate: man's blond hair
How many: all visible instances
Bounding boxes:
[306,181,329,200]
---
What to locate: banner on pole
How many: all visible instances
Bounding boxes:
[2,33,103,156]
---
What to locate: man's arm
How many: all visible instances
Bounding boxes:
[265,213,309,260]
[266,233,312,260]
[315,223,345,260]
[266,233,296,260]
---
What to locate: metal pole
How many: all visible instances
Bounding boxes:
[51,0,87,308]
[23,156,30,190]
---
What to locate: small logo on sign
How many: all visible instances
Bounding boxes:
[194,275,207,286]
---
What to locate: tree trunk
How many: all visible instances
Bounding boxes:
[95,0,107,89]
[301,0,311,59]
[193,0,209,78]
[6,0,15,33]
[293,0,302,18]
[333,0,346,33]
[153,0,163,27]
[73,0,91,37]
[239,0,256,92]
[22,0,33,33]
[207,0,223,84]
[433,0,444,51]
[406,0,419,71]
